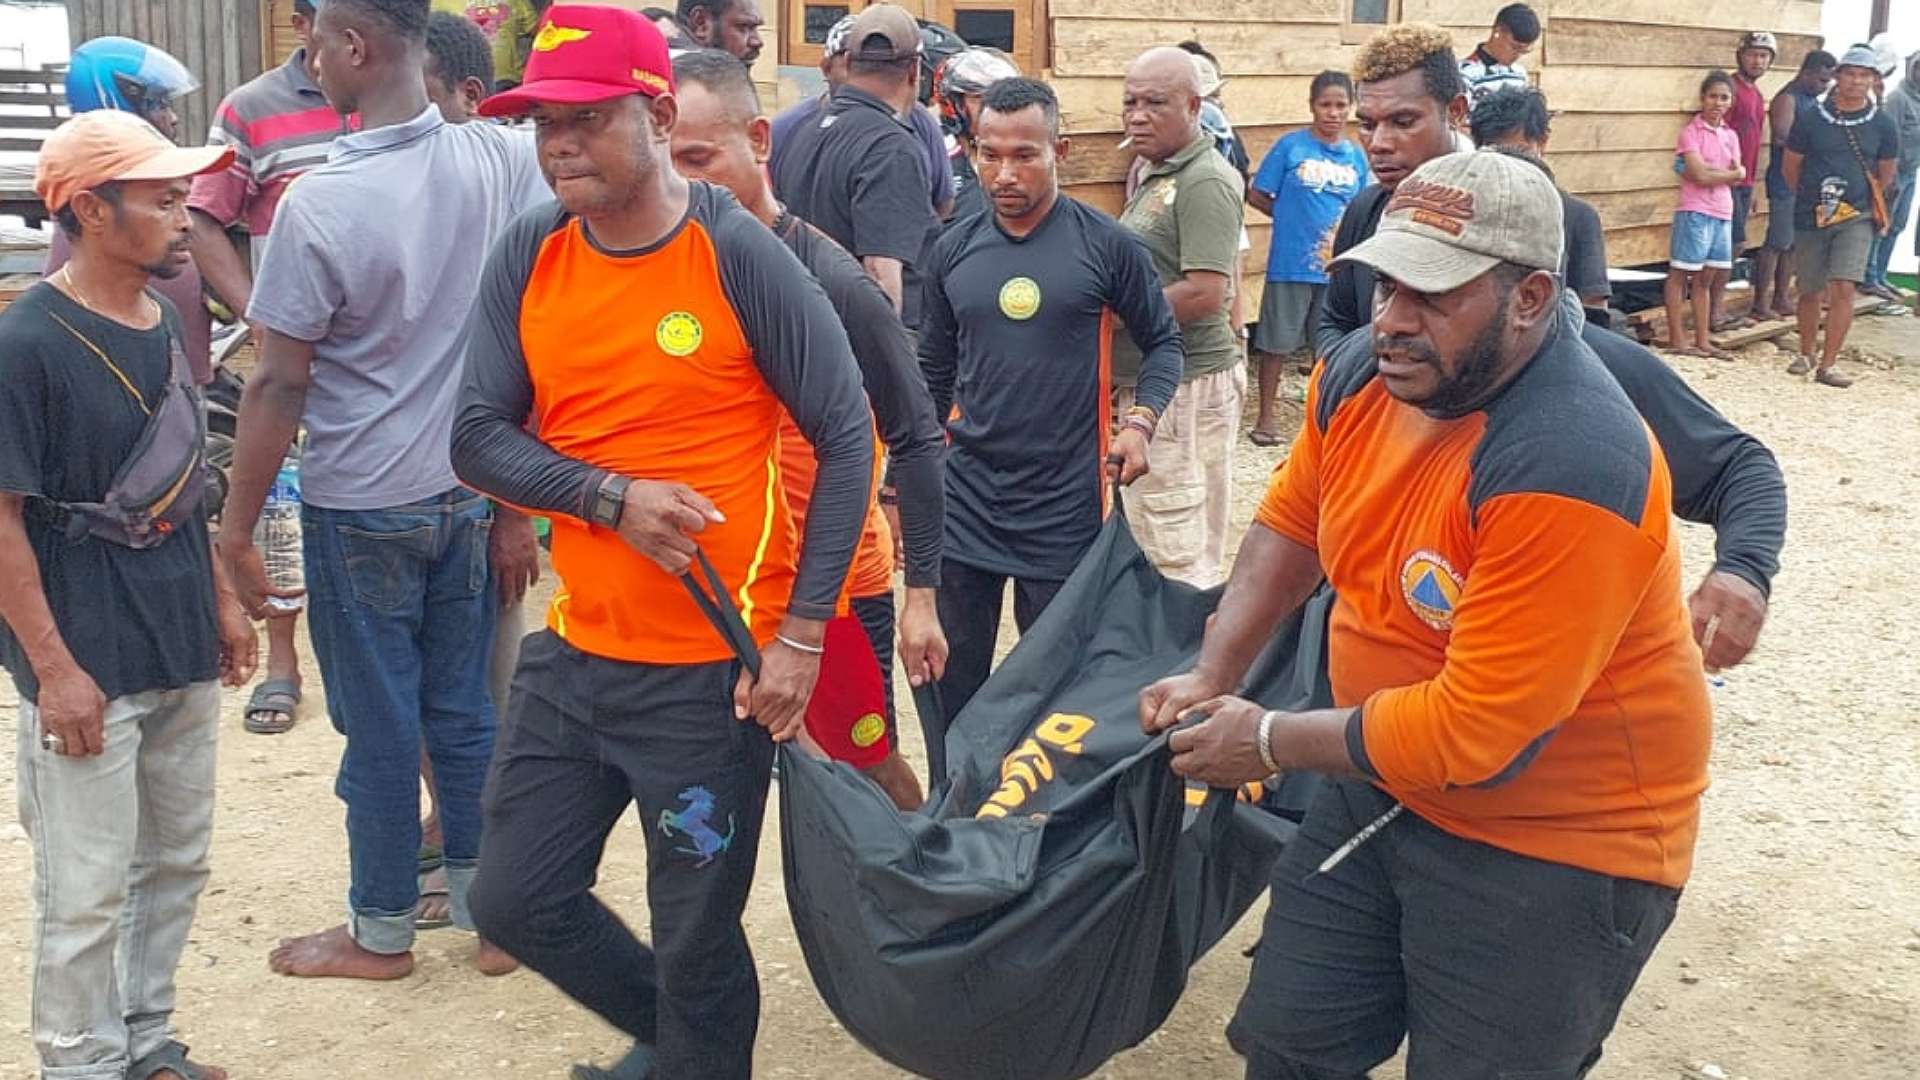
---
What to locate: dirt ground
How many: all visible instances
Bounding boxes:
[3,313,1919,1079]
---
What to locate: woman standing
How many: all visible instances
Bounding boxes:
[1246,70,1369,445]
[1665,70,1746,359]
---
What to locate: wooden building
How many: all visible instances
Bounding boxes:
[768,0,1827,300]
[64,0,1829,297]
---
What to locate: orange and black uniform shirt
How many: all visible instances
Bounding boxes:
[452,185,873,664]
[1258,325,1712,888]
[770,211,945,604]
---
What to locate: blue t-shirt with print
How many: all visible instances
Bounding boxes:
[1252,130,1370,284]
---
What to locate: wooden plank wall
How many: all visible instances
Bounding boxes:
[1049,0,1827,306]
[67,0,268,145]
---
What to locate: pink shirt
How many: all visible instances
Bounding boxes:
[1676,114,1741,220]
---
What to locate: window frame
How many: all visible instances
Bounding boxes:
[1340,0,1403,45]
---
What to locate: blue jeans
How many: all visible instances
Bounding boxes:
[302,487,497,954]
[1866,173,1916,288]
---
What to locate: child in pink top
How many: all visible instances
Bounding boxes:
[1665,71,1747,357]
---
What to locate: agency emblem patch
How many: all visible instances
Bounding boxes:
[1399,549,1463,631]
[998,276,1041,320]
[850,713,887,749]
[531,24,592,51]
[656,311,703,357]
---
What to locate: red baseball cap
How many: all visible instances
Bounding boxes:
[478,3,674,119]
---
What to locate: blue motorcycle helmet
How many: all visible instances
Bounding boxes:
[66,36,199,138]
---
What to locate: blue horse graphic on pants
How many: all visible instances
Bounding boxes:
[658,785,735,867]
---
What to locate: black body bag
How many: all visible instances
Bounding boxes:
[683,506,1334,1080]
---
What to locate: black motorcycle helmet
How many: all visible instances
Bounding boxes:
[916,19,968,105]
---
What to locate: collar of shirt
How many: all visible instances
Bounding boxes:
[281,47,326,100]
[330,105,445,161]
[829,85,910,129]
[1142,132,1216,180]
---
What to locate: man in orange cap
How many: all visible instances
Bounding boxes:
[0,109,256,1080]
[452,6,872,1080]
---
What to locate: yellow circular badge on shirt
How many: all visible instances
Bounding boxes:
[850,713,887,748]
[656,311,703,357]
[999,277,1041,321]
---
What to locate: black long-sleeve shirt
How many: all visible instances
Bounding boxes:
[1318,184,1785,596]
[452,186,872,661]
[919,197,1184,578]
[774,209,944,588]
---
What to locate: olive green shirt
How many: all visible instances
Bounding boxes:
[1111,133,1245,385]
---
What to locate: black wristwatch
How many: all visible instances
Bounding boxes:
[590,473,630,529]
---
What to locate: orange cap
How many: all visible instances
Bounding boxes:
[35,110,235,213]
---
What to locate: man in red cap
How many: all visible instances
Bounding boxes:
[0,109,256,1080]
[452,7,873,1080]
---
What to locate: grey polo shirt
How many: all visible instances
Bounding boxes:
[249,107,548,510]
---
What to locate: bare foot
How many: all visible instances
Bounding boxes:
[268,925,414,980]
[153,1068,228,1080]
[475,938,519,976]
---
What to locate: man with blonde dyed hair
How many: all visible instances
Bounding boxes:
[1313,22,1468,357]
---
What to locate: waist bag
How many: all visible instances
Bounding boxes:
[35,308,208,549]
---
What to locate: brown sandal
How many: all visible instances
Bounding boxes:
[1814,367,1855,388]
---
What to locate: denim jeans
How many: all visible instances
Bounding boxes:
[302,487,497,954]
[17,682,219,1079]
[1866,173,1917,288]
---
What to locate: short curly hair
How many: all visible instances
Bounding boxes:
[1353,23,1463,107]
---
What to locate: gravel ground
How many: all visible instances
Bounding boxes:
[2,312,1917,1079]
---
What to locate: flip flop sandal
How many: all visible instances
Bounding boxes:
[414,886,454,930]
[572,1042,657,1080]
[128,1040,222,1080]
[1814,367,1855,388]
[1703,347,1738,362]
[1786,355,1814,377]
[1246,428,1282,447]
[243,678,300,735]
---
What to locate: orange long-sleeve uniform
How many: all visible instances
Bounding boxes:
[1257,328,1712,888]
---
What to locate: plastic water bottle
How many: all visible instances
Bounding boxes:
[255,457,305,613]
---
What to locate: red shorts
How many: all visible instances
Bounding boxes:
[804,614,891,769]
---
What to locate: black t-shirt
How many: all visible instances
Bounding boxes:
[0,283,219,704]
[772,85,935,328]
[1786,98,1899,230]
[918,197,1183,579]
[947,147,987,227]
[1562,192,1611,304]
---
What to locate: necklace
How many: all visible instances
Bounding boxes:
[59,265,158,325]
[1815,96,1878,126]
